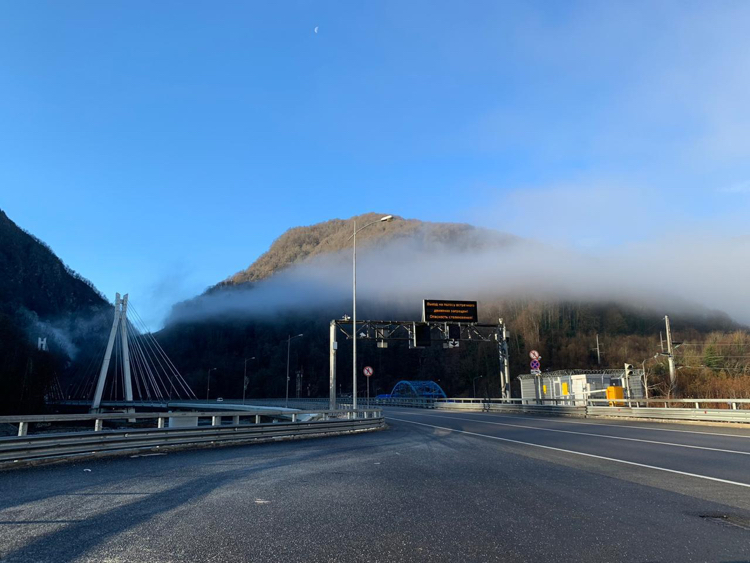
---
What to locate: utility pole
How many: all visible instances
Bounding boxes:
[286,334,303,408]
[595,334,601,366]
[664,316,677,391]
[243,357,255,405]
[206,367,216,400]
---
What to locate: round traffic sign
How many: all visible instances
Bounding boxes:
[530,359,540,370]
[529,350,540,361]
[363,366,374,377]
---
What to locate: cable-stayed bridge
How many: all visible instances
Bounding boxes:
[61,293,197,410]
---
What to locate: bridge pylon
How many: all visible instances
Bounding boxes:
[91,293,133,411]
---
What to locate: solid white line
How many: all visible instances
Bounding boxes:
[388,417,750,489]
[421,413,750,456]
[389,409,750,439]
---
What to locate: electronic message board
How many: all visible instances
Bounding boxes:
[422,300,478,323]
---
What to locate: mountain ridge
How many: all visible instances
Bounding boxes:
[0,208,107,318]
[221,213,521,286]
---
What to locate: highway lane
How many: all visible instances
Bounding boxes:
[0,411,749,562]
[385,409,750,486]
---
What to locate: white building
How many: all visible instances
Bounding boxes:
[518,369,645,405]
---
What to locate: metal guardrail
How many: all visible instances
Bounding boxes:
[434,402,586,417]
[585,406,750,423]
[0,408,384,465]
[374,396,750,423]
[0,408,382,436]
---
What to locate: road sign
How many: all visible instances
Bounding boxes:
[529,350,540,361]
[530,359,540,370]
[363,366,374,377]
[423,300,478,323]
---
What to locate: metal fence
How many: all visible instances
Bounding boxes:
[0,408,384,465]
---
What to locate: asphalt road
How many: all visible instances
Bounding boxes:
[1,409,749,562]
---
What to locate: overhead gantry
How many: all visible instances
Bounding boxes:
[329,318,511,409]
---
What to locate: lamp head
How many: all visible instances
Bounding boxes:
[380,215,394,222]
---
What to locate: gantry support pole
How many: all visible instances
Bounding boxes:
[500,318,510,398]
[329,320,337,410]
[92,293,122,411]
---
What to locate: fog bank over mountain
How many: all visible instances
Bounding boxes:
[166,219,750,326]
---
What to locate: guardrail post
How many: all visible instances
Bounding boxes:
[94,419,103,432]
[157,417,165,429]
[255,415,261,424]
[212,416,220,427]
[732,402,738,410]
[695,402,700,409]
[291,413,297,423]
[17,422,28,437]
[233,415,240,425]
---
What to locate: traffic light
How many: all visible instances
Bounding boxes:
[448,324,461,341]
[624,363,634,379]
[413,323,432,348]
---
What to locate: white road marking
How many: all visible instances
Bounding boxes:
[420,413,750,455]
[389,417,750,489]
[388,409,750,439]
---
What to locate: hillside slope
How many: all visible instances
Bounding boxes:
[0,209,107,318]
[0,208,109,414]
[222,213,520,285]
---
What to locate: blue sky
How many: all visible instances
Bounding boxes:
[1,1,749,326]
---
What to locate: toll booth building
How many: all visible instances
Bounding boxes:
[519,369,645,405]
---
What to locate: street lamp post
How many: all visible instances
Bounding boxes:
[243,357,255,404]
[206,367,217,401]
[473,375,483,398]
[349,215,393,410]
[286,334,303,408]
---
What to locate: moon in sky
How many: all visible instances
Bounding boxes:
[314,26,319,34]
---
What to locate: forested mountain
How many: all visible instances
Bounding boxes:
[159,214,748,402]
[0,208,110,414]
[0,209,106,317]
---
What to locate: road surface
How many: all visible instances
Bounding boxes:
[1,408,749,562]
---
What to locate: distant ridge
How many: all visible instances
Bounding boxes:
[222,213,520,286]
